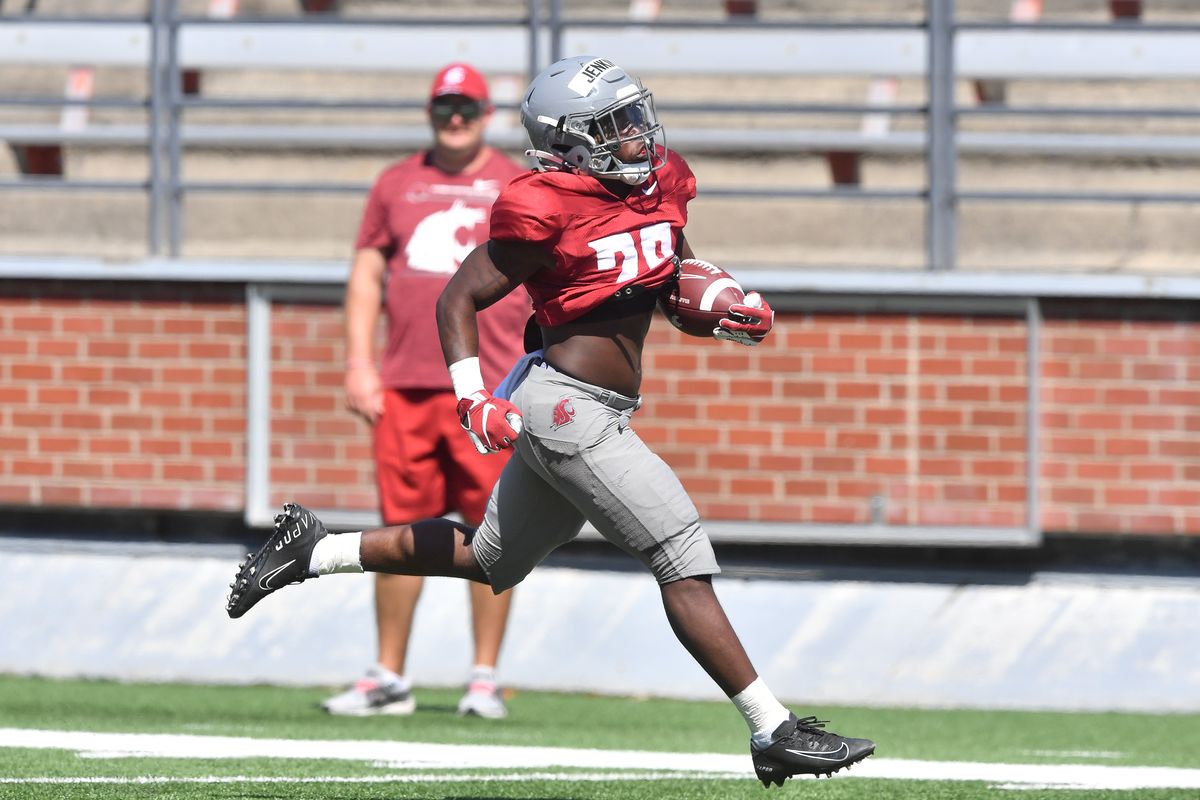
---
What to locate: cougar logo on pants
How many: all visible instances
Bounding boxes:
[551,397,575,428]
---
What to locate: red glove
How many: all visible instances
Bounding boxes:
[715,291,774,346]
[456,390,524,454]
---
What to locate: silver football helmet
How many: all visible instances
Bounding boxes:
[521,55,666,185]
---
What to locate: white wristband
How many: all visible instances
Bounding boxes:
[448,356,486,401]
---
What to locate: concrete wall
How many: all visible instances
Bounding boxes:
[4,538,1198,712]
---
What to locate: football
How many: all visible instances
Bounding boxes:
[657,258,745,338]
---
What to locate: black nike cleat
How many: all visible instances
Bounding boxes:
[751,713,875,787]
[225,503,328,619]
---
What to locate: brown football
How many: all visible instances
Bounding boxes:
[657,258,745,338]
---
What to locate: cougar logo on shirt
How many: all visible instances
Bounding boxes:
[567,58,618,96]
[551,397,576,428]
[405,200,486,274]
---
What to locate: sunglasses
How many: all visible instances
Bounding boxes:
[430,99,485,123]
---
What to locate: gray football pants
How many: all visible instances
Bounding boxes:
[472,361,720,592]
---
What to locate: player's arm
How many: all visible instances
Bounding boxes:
[437,239,547,364]
[436,239,550,453]
[343,247,387,423]
[677,230,775,346]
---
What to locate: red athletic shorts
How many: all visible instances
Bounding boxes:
[374,388,509,526]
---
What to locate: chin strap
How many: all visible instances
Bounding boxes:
[525,148,653,185]
[525,149,572,173]
[526,143,592,172]
[612,163,652,185]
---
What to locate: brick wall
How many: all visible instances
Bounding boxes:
[1,282,248,510]
[268,300,375,511]
[644,311,1033,529]
[2,282,1197,536]
[1038,300,1200,535]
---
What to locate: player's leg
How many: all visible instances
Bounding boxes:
[296,437,579,637]
[511,364,875,785]
[458,581,513,718]
[323,389,444,716]
[523,384,760,694]
[466,581,511,668]
[596,447,875,783]
[606,446,875,784]
[658,574,755,695]
[225,502,487,619]
[357,517,490,580]
[226,410,577,620]
[373,573,423,678]
[654,573,873,782]
[442,393,515,719]
[319,573,421,716]
[375,575,423,708]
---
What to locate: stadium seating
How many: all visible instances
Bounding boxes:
[3,0,1200,271]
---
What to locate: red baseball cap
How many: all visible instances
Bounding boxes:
[429,63,489,104]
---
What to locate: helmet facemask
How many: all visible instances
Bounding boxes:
[535,84,667,185]
[586,86,665,184]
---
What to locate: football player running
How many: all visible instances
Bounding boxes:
[226,55,875,787]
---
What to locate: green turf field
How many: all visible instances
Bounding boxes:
[1,676,1197,800]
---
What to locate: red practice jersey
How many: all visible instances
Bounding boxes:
[356,148,529,390]
[489,148,697,326]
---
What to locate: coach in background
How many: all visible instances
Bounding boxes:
[326,63,529,719]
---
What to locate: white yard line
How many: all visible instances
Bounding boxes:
[2,728,1200,790]
[1020,750,1124,759]
[0,772,741,785]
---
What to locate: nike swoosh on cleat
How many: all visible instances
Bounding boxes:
[258,559,296,591]
[784,742,849,761]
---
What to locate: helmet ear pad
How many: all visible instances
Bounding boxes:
[561,144,591,170]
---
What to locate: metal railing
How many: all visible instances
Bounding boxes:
[3,2,1200,266]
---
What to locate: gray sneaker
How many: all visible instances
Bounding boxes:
[321,668,416,716]
[456,687,507,719]
[456,672,508,719]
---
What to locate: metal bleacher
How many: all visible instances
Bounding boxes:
[4,0,1200,270]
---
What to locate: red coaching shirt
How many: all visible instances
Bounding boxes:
[356,149,530,390]
[489,148,697,326]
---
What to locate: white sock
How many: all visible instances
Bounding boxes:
[732,677,792,747]
[309,531,363,575]
[373,664,409,691]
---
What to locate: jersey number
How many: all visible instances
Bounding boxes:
[587,222,674,284]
